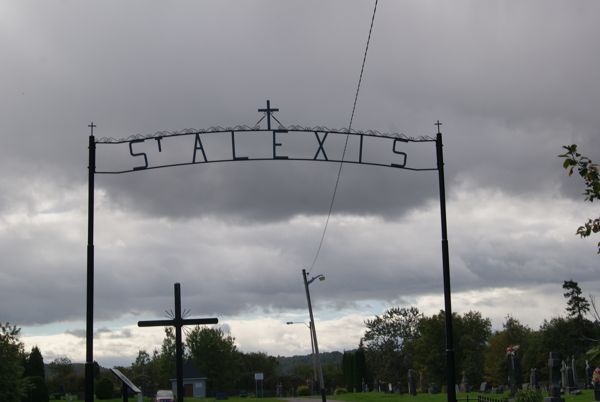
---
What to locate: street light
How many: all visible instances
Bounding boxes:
[302,269,326,402]
[286,321,317,395]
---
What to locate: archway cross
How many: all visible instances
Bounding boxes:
[258,99,279,130]
[138,283,218,402]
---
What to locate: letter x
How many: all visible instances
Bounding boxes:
[313,132,329,160]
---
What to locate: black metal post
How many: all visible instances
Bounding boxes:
[436,124,456,402]
[302,269,326,402]
[266,99,272,130]
[174,283,184,402]
[309,322,317,395]
[85,131,96,402]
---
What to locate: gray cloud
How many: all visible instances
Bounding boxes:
[1,1,600,348]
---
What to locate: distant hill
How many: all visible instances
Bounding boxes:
[276,351,343,375]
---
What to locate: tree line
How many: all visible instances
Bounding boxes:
[352,280,600,393]
[117,326,345,398]
[2,280,600,401]
[0,323,93,401]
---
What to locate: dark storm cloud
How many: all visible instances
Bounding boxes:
[2,1,597,222]
[2,1,600,330]
[9,2,600,220]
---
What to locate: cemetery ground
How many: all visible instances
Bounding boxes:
[47,390,596,402]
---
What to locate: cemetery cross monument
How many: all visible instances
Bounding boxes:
[138,283,218,402]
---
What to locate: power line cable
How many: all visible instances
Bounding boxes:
[307,0,379,273]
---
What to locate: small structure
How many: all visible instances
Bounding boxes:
[169,361,207,398]
[110,368,141,402]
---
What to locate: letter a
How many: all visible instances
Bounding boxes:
[193,134,208,163]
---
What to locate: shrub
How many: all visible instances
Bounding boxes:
[515,388,543,402]
[22,376,49,402]
[95,377,114,400]
[297,385,310,396]
[334,387,348,395]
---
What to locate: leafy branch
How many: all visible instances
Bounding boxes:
[559,144,600,253]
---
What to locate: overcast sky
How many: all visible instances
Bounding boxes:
[2,0,600,368]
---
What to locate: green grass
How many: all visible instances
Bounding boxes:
[330,392,449,402]
[49,389,596,402]
[50,397,285,402]
[330,390,595,402]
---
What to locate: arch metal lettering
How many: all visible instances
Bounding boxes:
[83,102,456,402]
[96,128,436,174]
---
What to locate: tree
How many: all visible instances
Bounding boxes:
[539,317,581,359]
[186,326,241,394]
[354,343,369,391]
[153,327,177,390]
[484,316,531,386]
[562,279,591,320]
[341,345,369,392]
[322,361,343,392]
[95,377,114,399]
[0,322,26,402]
[454,311,492,388]
[411,311,446,388]
[130,349,162,396]
[22,346,49,402]
[22,376,49,402]
[47,357,78,395]
[559,144,600,253]
[410,310,491,389]
[361,307,422,387]
[48,357,73,379]
[24,346,45,378]
[237,352,279,394]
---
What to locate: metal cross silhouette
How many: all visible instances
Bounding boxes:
[258,99,279,130]
[138,283,218,402]
[88,122,96,136]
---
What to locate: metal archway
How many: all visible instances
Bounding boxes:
[84,101,456,402]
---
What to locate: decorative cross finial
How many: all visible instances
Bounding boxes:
[88,122,96,136]
[258,100,279,130]
[435,120,442,134]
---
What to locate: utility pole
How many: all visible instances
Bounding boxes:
[302,269,326,402]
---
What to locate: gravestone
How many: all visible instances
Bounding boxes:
[571,356,578,388]
[567,357,581,394]
[544,352,565,402]
[428,384,440,394]
[567,367,579,394]
[560,361,568,391]
[530,368,540,390]
[479,382,489,393]
[567,365,575,391]
[460,370,468,392]
[408,369,417,396]
[586,360,593,389]
[507,347,522,396]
